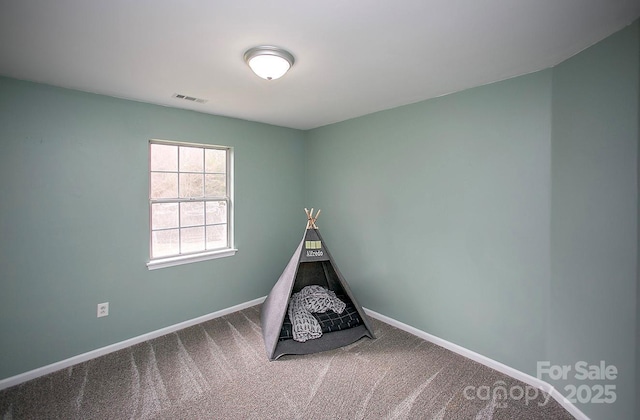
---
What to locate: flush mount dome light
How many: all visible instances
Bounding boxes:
[244,46,295,80]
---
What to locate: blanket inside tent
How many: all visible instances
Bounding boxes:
[287,285,346,342]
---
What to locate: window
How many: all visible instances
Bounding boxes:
[147,140,235,269]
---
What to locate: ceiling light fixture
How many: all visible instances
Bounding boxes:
[243,46,295,80]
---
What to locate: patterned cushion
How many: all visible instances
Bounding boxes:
[279,295,362,341]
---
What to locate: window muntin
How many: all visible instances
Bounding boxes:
[149,140,232,263]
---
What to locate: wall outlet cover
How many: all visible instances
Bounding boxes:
[97,302,109,318]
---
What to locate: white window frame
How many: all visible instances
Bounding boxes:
[146,139,236,270]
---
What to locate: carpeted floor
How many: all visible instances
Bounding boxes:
[0,305,574,419]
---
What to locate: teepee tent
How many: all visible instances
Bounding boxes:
[261,209,375,360]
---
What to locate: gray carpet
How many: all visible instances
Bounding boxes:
[0,305,574,419]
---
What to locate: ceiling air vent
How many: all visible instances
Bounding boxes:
[172,93,207,104]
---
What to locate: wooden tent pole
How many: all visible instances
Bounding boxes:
[304,208,321,229]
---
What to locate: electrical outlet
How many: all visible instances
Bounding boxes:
[97,302,109,318]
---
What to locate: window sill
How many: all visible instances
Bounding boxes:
[147,248,238,270]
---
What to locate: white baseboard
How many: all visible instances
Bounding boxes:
[363,308,589,420]
[0,296,587,420]
[0,296,267,391]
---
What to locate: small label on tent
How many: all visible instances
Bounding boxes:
[305,241,322,249]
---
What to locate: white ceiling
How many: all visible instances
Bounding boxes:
[1,0,639,130]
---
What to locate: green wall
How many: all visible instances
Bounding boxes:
[636,22,640,420]
[550,22,639,420]
[306,70,553,370]
[637,22,640,418]
[306,21,638,420]
[0,78,306,379]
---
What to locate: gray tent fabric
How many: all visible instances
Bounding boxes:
[261,225,375,360]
